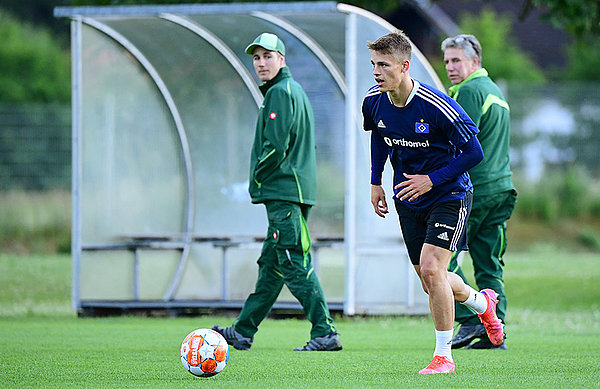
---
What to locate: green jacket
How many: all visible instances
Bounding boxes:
[249,66,317,205]
[448,68,515,197]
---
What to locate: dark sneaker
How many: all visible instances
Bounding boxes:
[452,322,487,349]
[465,337,508,350]
[212,325,253,351]
[294,332,342,351]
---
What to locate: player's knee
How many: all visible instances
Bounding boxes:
[419,263,444,287]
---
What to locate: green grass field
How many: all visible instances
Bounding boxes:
[1,247,599,388]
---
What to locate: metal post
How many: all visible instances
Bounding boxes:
[133,248,140,300]
[221,246,229,301]
[343,12,358,316]
[71,17,83,312]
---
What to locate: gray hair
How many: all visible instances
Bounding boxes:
[441,34,482,63]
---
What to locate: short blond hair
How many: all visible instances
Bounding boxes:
[367,31,412,63]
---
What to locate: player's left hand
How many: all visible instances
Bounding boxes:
[394,173,433,202]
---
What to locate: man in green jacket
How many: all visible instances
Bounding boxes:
[214,33,341,352]
[442,34,517,349]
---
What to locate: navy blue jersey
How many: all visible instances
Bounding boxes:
[362,80,480,211]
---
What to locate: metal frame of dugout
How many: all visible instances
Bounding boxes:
[55,2,443,316]
[80,235,345,313]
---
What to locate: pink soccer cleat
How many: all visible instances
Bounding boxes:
[478,289,504,346]
[418,356,455,374]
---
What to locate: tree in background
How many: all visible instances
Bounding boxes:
[61,0,600,43]
[0,0,70,47]
[0,10,71,190]
[456,8,545,83]
[4,0,598,81]
[563,38,600,81]
[518,0,600,81]
[519,0,600,41]
[0,10,70,103]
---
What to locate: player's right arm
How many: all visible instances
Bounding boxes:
[369,130,389,217]
[363,94,389,217]
[371,184,388,218]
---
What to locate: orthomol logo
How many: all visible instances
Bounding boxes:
[383,136,430,148]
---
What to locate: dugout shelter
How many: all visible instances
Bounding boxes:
[54,2,444,316]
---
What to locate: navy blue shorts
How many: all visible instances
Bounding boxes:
[394,192,472,265]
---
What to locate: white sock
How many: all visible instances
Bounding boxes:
[461,287,487,314]
[433,329,453,361]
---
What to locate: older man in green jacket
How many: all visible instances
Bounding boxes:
[214,33,341,352]
[442,34,517,350]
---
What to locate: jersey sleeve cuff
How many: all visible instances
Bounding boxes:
[428,171,441,186]
[370,172,383,186]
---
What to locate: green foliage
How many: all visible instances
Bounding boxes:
[0,10,70,103]
[563,37,600,80]
[515,188,559,221]
[556,167,586,217]
[0,0,70,46]
[514,167,600,222]
[525,0,600,40]
[578,227,600,250]
[457,7,545,83]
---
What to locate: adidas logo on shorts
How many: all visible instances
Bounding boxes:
[437,232,449,241]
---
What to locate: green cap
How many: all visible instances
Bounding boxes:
[245,33,286,56]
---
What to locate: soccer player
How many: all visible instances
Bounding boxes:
[362,31,503,374]
[442,34,517,350]
[213,33,341,352]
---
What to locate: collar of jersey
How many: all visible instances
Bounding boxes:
[448,68,488,98]
[386,79,420,107]
[259,66,291,96]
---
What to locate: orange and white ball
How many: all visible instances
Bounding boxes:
[180,328,229,377]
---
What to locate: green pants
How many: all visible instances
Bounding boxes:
[233,200,336,339]
[449,190,517,324]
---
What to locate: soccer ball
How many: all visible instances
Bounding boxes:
[180,328,229,377]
